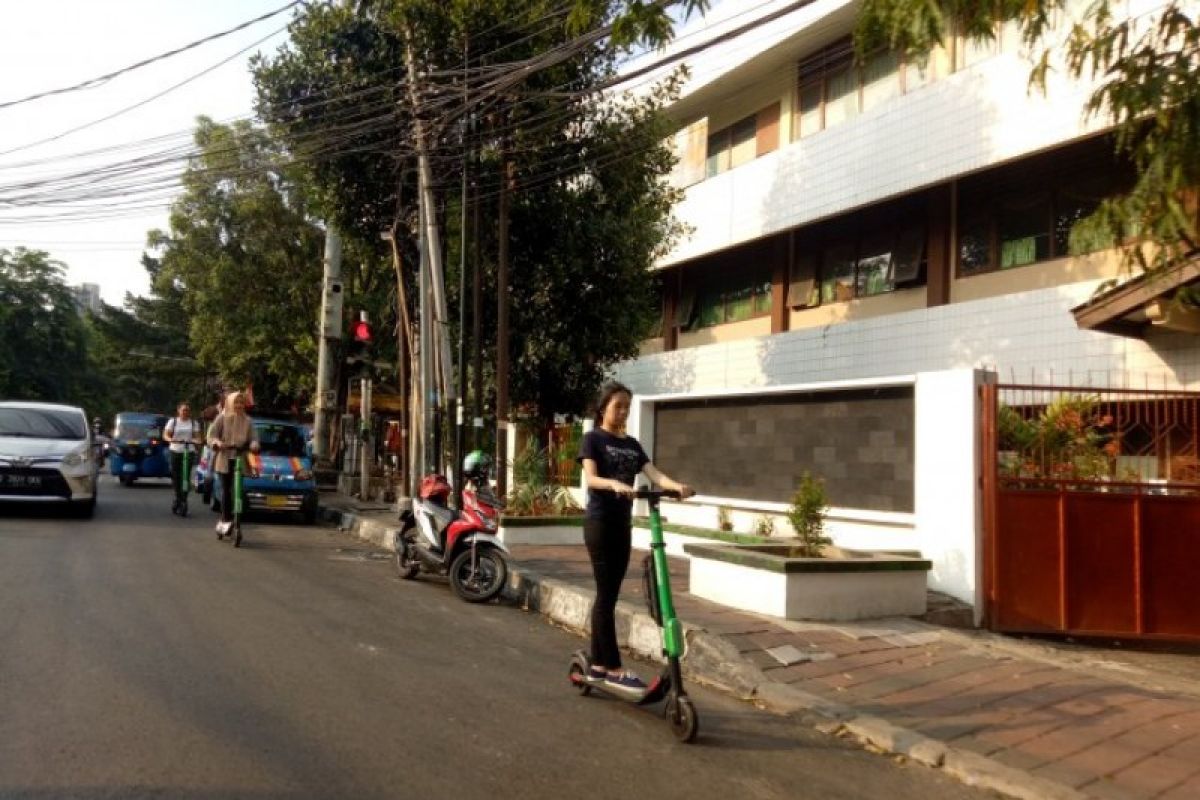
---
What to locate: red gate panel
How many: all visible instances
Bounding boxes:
[995,490,1062,633]
[1141,496,1200,636]
[1064,493,1137,634]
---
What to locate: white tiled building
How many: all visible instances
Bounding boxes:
[611,0,1200,611]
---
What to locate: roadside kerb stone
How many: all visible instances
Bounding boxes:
[318,501,1100,800]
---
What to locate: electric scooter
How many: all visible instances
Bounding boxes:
[215,444,250,548]
[172,441,197,518]
[568,487,700,743]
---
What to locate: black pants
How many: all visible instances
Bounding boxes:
[584,517,632,669]
[169,452,188,504]
[218,468,234,523]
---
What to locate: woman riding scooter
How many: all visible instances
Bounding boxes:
[578,382,693,697]
[208,391,259,539]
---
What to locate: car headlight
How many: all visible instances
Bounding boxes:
[295,468,313,481]
[62,448,89,467]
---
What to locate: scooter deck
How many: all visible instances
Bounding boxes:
[570,653,671,706]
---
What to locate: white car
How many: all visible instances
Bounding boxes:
[0,402,98,517]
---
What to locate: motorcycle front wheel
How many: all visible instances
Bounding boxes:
[448,545,507,603]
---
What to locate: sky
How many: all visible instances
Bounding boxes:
[0,0,733,306]
[0,0,295,304]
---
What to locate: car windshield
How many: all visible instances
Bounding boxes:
[0,407,87,440]
[115,421,162,440]
[255,423,306,458]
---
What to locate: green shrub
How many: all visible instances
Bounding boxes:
[787,472,831,557]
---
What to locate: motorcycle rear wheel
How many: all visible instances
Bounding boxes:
[449,546,507,603]
[394,526,420,580]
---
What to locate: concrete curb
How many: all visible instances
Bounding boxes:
[320,502,1086,800]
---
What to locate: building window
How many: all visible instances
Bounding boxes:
[811,223,927,304]
[684,266,773,330]
[796,39,931,141]
[955,138,1135,276]
[705,104,781,178]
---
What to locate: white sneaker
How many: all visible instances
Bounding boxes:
[216,521,231,535]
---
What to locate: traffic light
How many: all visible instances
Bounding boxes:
[351,312,371,344]
[345,311,375,377]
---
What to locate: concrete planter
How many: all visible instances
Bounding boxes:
[683,543,932,621]
[497,516,584,546]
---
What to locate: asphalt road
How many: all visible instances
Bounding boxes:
[0,477,993,800]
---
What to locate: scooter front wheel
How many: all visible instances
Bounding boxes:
[665,695,699,743]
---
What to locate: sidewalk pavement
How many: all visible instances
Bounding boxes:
[320,493,1200,800]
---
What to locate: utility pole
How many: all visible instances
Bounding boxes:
[403,35,457,479]
[455,44,470,508]
[418,201,434,477]
[496,158,512,497]
[313,226,343,463]
[471,170,483,452]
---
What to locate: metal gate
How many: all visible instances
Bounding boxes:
[982,383,1200,642]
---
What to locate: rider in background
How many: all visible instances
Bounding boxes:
[207,391,259,536]
[164,402,201,515]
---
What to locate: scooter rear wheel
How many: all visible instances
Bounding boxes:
[665,695,699,743]
[568,662,592,696]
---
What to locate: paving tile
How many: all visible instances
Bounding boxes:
[1112,711,1200,755]
[1158,775,1200,800]
[837,655,997,701]
[1098,754,1200,799]
[1031,739,1157,791]
[776,643,941,683]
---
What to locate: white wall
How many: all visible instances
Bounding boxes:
[914,369,988,615]
[661,38,1106,268]
[616,281,1200,397]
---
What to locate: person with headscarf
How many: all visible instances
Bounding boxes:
[207,391,259,536]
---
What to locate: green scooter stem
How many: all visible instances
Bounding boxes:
[647,500,684,659]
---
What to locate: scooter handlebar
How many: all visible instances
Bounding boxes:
[632,488,682,501]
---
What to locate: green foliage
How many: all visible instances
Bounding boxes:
[148,118,325,406]
[506,438,584,516]
[0,249,92,408]
[253,0,697,420]
[753,514,776,537]
[855,0,1200,275]
[998,396,1117,480]
[787,472,832,558]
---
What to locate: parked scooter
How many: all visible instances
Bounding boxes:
[568,487,700,743]
[395,452,510,603]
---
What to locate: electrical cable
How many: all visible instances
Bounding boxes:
[0,1,303,112]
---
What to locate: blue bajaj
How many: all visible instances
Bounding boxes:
[108,412,171,486]
[210,420,318,525]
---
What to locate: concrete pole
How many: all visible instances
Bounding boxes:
[419,201,434,477]
[313,226,343,462]
[360,377,372,500]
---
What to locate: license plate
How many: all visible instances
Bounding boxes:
[122,464,137,473]
[1,474,41,488]
[265,495,288,508]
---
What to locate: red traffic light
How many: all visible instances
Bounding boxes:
[351,319,372,343]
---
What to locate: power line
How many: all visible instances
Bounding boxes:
[0,23,292,158]
[0,0,302,112]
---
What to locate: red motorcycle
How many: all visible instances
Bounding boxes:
[395,461,509,603]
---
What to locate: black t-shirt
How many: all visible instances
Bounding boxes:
[578,428,649,521]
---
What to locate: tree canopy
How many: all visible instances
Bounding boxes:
[147,117,325,410]
[0,248,92,407]
[253,0,699,421]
